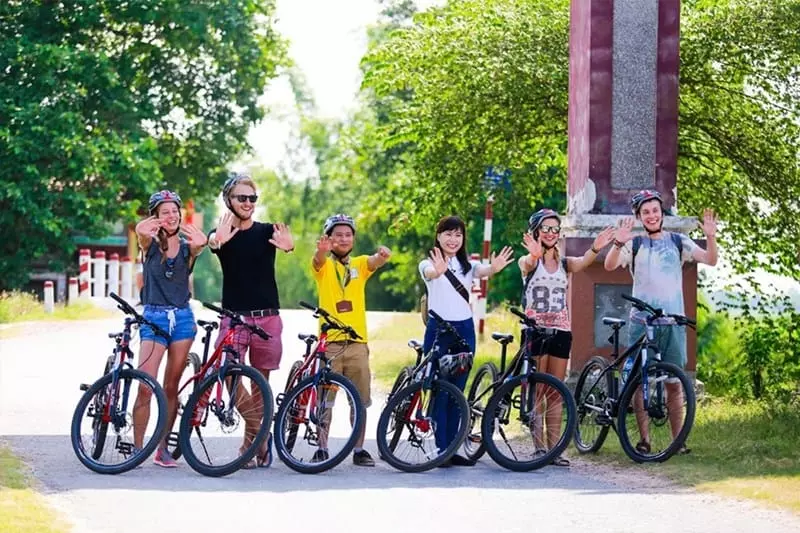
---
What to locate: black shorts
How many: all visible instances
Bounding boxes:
[524,328,572,360]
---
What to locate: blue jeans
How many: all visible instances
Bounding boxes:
[423,317,476,452]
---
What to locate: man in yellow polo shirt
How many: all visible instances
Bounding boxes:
[311,213,391,466]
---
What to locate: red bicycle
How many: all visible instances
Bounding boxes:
[272,301,366,474]
[175,302,274,477]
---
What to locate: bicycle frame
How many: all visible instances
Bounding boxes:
[101,317,138,434]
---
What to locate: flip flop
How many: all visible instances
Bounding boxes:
[551,455,570,467]
[239,447,257,469]
[257,433,273,468]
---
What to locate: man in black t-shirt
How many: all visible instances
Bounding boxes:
[207,172,295,468]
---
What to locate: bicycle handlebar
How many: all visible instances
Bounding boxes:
[297,301,362,340]
[108,292,171,340]
[622,294,696,328]
[201,301,271,340]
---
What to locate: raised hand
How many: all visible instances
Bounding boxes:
[429,247,448,276]
[699,208,717,237]
[522,232,543,259]
[136,216,163,238]
[490,246,515,274]
[269,222,295,251]
[615,217,635,244]
[592,226,616,251]
[316,234,333,254]
[180,223,208,248]
[215,212,240,246]
[377,245,392,260]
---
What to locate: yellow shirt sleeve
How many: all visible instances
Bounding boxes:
[311,256,329,280]
[357,255,375,281]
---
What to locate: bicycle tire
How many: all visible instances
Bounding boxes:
[71,368,167,474]
[574,356,613,453]
[274,371,365,474]
[376,379,470,473]
[617,361,695,463]
[90,355,117,460]
[178,364,274,477]
[170,351,202,461]
[481,372,577,472]
[282,360,304,452]
[464,362,498,463]
[385,366,414,454]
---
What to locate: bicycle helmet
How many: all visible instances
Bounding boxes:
[323,214,356,236]
[148,190,182,216]
[527,208,561,238]
[222,172,252,210]
[438,351,473,379]
[630,189,663,215]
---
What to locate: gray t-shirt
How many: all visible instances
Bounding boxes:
[141,238,192,308]
[618,232,697,323]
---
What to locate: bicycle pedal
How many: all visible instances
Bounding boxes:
[117,441,135,455]
[166,431,180,447]
[79,383,90,391]
[596,414,613,426]
[467,434,482,444]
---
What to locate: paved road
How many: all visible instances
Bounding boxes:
[1,307,799,533]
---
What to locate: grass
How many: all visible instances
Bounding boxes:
[0,290,112,324]
[370,312,800,514]
[0,445,68,533]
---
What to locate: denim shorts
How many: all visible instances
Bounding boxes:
[140,305,197,346]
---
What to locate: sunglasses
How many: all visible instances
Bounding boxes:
[539,226,561,234]
[233,194,258,204]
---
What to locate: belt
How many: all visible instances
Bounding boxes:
[242,309,279,318]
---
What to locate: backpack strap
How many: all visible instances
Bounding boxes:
[521,259,538,309]
[670,232,684,258]
[561,257,569,273]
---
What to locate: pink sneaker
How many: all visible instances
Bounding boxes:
[153,448,178,468]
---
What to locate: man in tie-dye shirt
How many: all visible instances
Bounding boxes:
[604,189,718,454]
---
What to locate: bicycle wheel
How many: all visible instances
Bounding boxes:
[383,366,414,456]
[376,379,469,473]
[90,355,117,460]
[574,356,613,453]
[464,362,498,463]
[617,361,695,463]
[274,372,365,474]
[71,369,167,474]
[481,372,577,472]
[178,364,273,477]
[280,360,304,452]
[170,351,202,461]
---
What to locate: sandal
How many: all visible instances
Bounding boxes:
[551,455,570,467]
[239,447,257,470]
[635,439,651,454]
[678,444,691,455]
[257,433,273,468]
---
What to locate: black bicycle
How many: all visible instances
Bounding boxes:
[476,308,577,472]
[71,292,168,474]
[272,301,366,474]
[376,310,472,473]
[573,294,696,463]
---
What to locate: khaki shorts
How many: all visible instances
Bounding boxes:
[326,341,371,407]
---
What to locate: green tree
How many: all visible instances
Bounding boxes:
[0,0,287,289]
[361,0,800,281]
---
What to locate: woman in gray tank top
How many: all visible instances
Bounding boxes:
[519,209,615,466]
[131,190,208,468]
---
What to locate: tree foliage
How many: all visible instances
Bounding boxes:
[0,0,287,289]
[361,0,800,280]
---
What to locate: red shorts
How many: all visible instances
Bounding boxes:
[215,315,283,371]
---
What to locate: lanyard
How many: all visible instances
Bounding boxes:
[333,259,351,293]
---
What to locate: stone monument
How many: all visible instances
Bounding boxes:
[563,0,700,378]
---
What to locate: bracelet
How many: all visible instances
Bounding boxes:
[208,236,221,250]
[590,245,600,254]
[613,239,625,249]
[284,246,295,254]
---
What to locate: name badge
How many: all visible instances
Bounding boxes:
[350,268,359,280]
[336,300,353,313]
